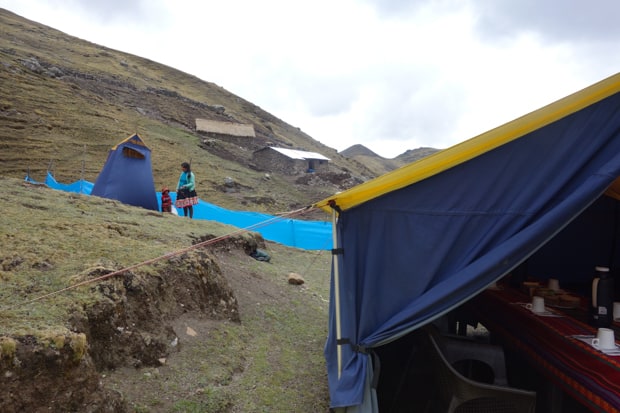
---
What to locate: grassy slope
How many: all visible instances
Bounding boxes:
[1,177,332,412]
[0,8,384,216]
[0,8,396,411]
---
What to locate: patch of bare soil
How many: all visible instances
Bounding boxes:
[97,235,310,413]
[0,236,252,413]
[97,234,295,412]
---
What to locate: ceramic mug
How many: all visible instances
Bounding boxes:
[592,327,616,350]
[526,296,545,313]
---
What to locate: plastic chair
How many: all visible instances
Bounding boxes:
[421,325,536,413]
[436,331,509,386]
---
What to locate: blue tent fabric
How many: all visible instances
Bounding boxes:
[323,83,620,410]
[163,192,333,250]
[91,134,159,211]
[24,173,332,251]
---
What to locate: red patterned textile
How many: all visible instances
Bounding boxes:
[175,189,198,208]
[464,287,620,413]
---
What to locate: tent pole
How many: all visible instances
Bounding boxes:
[81,144,86,193]
[332,208,343,378]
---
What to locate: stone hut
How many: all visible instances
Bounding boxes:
[252,147,330,174]
[196,118,255,146]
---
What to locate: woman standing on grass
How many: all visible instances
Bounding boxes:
[175,162,198,218]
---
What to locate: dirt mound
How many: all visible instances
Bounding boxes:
[1,334,125,413]
[0,245,241,413]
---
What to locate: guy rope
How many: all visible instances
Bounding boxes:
[1,205,317,312]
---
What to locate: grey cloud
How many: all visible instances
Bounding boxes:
[358,0,462,18]
[298,77,359,117]
[357,0,423,17]
[361,0,620,44]
[474,0,620,43]
[355,75,467,149]
[43,0,168,25]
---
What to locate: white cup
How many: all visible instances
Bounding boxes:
[614,302,620,320]
[548,278,560,291]
[592,327,616,350]
[526,296,545,313]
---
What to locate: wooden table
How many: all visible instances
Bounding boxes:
[461,285,620,413]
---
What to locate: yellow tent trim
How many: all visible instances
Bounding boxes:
[111,133,148,151]
[314,72,620,213]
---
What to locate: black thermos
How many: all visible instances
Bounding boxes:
[591,266,614,327]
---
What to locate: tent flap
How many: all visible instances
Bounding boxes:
[324,72,620,411]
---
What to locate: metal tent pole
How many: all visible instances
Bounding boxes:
[332,208,343,378]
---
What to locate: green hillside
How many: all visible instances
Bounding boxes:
[0,8,381,216]
[0,8,343,412]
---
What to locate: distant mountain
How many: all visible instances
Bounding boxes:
[340,144,440,175]
[340,144,382,158]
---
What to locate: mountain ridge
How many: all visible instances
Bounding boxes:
[339,144,440,175]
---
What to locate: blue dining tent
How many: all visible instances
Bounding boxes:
[314,72,620,412]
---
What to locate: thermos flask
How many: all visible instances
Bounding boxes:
[591,266,614,327]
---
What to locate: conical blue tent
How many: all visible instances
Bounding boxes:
[91,133,158,210]
[314,72,620,412]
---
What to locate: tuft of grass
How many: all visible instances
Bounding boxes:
[70,333,87,361]
[172,387,234,413]
[0,337,17,359]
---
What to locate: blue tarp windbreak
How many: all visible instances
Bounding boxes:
[26,172,333,251]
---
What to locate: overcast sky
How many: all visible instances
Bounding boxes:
[2,1,620,158]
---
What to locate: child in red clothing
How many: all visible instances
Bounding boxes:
[161,187,172,213]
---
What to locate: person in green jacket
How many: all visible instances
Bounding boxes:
[175,162,198,218]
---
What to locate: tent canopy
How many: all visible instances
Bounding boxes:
[315,72,620,412]
[91,133,158,211]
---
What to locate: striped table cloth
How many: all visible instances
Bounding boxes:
[464,286,620,413]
